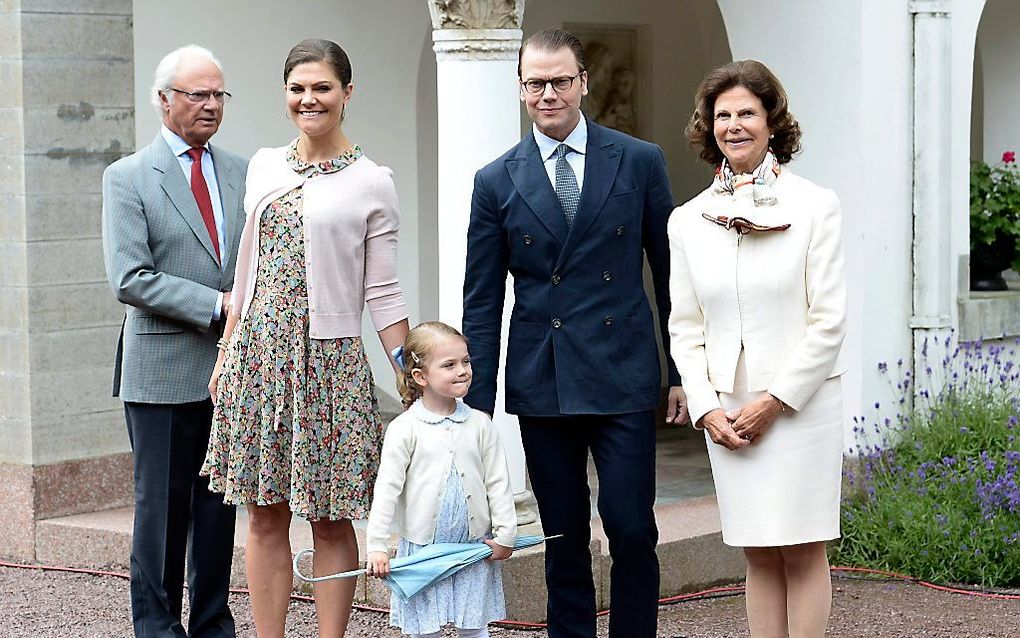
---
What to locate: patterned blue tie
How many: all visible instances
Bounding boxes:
[554,143,580,228]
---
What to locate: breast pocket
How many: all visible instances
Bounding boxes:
[131,315,185,335]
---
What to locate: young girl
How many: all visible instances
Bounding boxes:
[365,321,517,638]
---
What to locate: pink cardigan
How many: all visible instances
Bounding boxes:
[232,145,408,338]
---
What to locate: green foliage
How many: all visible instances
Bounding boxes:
[832,340,1020,587]
[970,152,1020,272]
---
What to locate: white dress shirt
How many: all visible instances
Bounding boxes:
[160,125,226,318]
[533,115,587,193]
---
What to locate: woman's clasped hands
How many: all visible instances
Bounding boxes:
[697,393,785,450]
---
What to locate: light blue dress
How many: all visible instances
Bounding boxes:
[389,401,506,634]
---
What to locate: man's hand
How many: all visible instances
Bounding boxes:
[484,539,513,561]
[366,551,391,578]
[664,385,690,426]
[697,408,750,450]
[221,290,233,318]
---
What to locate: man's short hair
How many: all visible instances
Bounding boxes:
[517,28,586,78]
[151,45,223,114]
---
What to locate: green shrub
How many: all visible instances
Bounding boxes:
[832,337,1020,587]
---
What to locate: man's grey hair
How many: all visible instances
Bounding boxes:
[151,45,223,113]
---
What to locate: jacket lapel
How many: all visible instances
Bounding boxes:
[556,121,622,269]
[152,135,220,265]
[506,134,569,246]
[210,144,243,279]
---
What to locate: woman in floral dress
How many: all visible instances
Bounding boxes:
[201,39,409,637]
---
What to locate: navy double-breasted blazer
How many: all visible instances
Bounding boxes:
[462,118,680,416]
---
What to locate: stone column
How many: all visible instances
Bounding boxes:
[427,0,537,523]
[0,0,134,560]
[910,0,954,379]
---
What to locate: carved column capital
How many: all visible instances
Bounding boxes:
[432,28,522,61]
[426,0,525,30]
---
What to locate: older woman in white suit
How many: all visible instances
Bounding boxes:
[668,60,847,638]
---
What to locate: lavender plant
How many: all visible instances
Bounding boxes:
[833,336,1020,587]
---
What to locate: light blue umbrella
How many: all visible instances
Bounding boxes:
[293,534,558,600]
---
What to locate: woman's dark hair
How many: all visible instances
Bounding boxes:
[283,38,352,86]
[518,28,586,77]
[685,60,802,166]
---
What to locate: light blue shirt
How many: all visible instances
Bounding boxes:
[533,115,587,194]
[160,125,226,319]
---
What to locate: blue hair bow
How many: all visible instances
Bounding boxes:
[390,345,405,370]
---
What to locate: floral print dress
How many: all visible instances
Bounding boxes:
[202,142,384,521]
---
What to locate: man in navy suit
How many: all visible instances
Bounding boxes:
[462,28,688,638]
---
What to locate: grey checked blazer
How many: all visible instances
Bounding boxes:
[102,133,247,404]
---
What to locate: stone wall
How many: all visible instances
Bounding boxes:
[0,0,135,560]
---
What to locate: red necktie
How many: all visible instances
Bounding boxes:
[186,147,221,263]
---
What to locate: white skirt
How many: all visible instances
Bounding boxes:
[707,352,843,547]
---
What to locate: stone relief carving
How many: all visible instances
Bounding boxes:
[566,24,642,137]
[427,0,524,30]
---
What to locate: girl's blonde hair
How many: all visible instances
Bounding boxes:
[395,321,467,408]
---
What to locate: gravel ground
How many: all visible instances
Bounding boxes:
[1,565,1018,637]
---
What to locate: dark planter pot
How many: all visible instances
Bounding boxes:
[970,234,1017,291]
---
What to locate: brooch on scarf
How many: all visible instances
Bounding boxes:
[701,213,791,235]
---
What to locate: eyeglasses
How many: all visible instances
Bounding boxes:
[521,73,583,95]
[701,212,791,235]
[169,88,232,104]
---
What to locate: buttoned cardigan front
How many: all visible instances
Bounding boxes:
[232,144,408,337]
[365,401,518,554]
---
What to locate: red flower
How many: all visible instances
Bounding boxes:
[1003,151,1016,163]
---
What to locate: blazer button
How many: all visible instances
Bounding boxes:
[551,274,561,285]
[616,225,625,236]
[523,234,533,245]
[552,318,563,329]
[602,271,612,281]
[603,315,614,326]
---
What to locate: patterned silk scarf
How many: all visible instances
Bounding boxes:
[712,149,781,207]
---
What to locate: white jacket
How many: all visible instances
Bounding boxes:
[667,168,847,426]
[365,400,517,553]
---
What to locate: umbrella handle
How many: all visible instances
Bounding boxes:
[291,548,367,583]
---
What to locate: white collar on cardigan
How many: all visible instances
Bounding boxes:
[410,399,471,424]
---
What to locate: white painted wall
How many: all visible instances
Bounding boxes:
[976,0,1020,165]
[132,1,436,405]
[953,0,987,278]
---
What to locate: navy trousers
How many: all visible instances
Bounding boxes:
[519,411,659,638]
[125,400,236,638]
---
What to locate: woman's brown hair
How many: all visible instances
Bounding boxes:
[283,38,352,85]
[685,60,802,166]
[395,321,467,409]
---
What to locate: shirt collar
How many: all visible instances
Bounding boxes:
[161,124,211,158]
[410,399,471,425]
[533,114,587,161]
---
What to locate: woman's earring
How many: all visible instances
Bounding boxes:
[769,134,775,139]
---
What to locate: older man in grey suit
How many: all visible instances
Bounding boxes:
[102,45,246,638]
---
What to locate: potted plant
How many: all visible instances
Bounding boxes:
[970,150,1020,291]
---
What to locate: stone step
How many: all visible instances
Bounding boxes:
[34,496,743,623]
